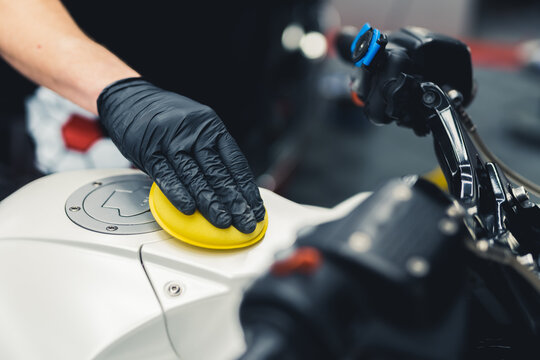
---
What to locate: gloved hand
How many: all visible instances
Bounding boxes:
[97,78,265,233]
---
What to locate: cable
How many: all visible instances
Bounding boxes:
[457,105,540,198]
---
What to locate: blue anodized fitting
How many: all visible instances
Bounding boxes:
[350,23,381,67]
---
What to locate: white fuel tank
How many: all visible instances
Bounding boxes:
[0,169,368,360]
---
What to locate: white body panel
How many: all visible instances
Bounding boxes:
[0,169,369,359]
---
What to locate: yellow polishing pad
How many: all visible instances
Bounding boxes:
[149,183,268,250]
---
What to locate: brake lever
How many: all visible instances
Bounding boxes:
[419,82,479,208]
[418,83,539,256]
[435,94,540,257]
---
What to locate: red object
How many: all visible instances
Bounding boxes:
[271,247,323,276]
[351,91,366,107]
[326,29,339,58]
[61,114,103,152]
[464,39,522,70]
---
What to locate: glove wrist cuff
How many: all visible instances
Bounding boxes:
[97,77,148,117]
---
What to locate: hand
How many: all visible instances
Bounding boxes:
[97,78,265,233]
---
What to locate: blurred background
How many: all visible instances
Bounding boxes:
[1,0,539,206]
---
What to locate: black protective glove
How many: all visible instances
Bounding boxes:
[97,78,265,233]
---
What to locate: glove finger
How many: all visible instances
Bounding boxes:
[217,133,265,222]
[169,151,232,229]
[150,156,196,215]
[194,147,257,234]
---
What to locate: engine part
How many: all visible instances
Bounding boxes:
[240,178,470,360]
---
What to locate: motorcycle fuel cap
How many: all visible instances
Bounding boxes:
[149,183,268,250]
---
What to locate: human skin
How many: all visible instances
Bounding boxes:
[0,0,140,115]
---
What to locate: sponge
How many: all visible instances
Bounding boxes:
[149,183,268,250]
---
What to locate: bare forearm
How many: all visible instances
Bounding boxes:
[0,0,139,114]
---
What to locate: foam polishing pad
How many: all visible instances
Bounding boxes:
[149,183,268,250]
